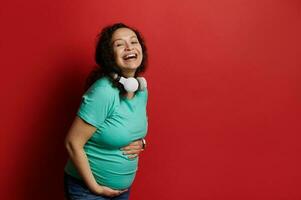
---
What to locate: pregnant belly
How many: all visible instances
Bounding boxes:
[86,148,138,190]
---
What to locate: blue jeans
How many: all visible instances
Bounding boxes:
[64,173,130,200]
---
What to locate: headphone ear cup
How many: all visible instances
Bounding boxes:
[119,77,139,92]
[136,77,147,91]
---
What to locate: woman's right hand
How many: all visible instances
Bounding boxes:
[93,184,128,197]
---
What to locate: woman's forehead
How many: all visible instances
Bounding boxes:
[112,28,137,40]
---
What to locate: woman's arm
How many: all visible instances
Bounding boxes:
[65,116,127,197]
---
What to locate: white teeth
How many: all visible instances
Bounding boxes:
[126,54,135,58]
[124,53,137,59]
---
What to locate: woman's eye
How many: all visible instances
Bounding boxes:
[131,41,138,44]
[115,43,124,47]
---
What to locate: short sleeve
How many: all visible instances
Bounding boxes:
[77,85,116,128]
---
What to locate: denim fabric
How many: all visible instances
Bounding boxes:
[64,173,130,200]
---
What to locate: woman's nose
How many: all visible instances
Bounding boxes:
[125,42,133,50]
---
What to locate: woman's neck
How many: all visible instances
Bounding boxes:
[121,70,136,78]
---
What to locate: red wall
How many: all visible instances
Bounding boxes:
[1,0,300,199]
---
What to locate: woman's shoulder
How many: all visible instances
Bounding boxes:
[90,76,115,90]
[87,76,118,97]
[93,76,112,87]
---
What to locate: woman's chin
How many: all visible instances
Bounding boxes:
[120,64,140,71]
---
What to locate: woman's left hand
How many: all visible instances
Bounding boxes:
[121,139,144,159]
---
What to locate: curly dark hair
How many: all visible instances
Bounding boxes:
[84,23,148,92]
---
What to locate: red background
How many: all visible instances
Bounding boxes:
[1,0,300,199]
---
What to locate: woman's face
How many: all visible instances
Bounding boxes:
[111,28,143,76]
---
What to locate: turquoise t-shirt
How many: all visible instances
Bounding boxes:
[64,76,148,189]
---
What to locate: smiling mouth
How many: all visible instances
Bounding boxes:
[123,53,137,60]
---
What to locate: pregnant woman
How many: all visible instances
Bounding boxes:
[64,23,148,200]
